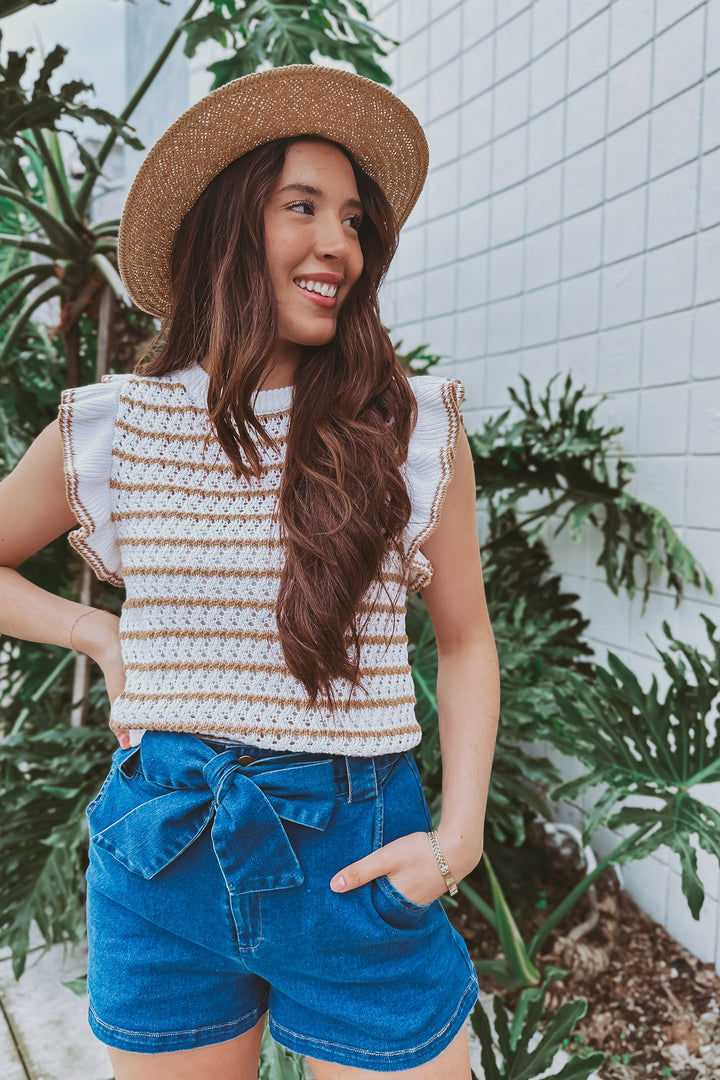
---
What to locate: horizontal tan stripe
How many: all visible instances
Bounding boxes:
[116,691,417,711]
[109,478,279,498]
[119,394,292,421]
[125,660,412,676]
[111,509,278,522]
[115,416,287,447]
[112,445,282,476]
[119,628,409,644]
[132,377,186,392]
[121,596,403,615]
[118,536,283,549]
[123,565,282,579]
[112,720,419,740]
[120,394,205,416]
[123,596,277,610]
[120,564,406,590]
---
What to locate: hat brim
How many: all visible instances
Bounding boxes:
[117,64,428,318]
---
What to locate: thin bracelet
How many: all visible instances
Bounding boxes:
[69,609,95,652]
[427,829,459,896]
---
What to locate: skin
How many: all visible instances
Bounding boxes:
[0,140,499,1078]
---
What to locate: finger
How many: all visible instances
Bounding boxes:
[330,850,390,893]
[115,729,131,749]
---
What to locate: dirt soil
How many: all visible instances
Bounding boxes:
[448,826,720,1079]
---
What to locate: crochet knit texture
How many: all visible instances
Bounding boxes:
[58,363,465,755]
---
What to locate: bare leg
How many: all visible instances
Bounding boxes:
[106,1014,265,1080]
[305,1022,471,1079]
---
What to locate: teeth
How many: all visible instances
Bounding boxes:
[295,279,337,297]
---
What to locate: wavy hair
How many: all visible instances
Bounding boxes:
[138,135,417,707]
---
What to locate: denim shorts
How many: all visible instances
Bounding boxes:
[84,730,479,1071]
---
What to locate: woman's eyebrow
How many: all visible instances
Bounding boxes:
[276,182,363,211]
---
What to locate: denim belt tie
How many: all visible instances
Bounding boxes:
[91,732,341,895]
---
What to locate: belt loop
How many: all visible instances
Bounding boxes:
[344,756,378,803]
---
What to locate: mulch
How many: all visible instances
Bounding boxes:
[447,825,720,1079]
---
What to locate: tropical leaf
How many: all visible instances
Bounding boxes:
[258,1018,306,1078]
[471,972,605,1080]
[549,618,720,917]
[183,0,395,88]
[470,373,711,605]
[0,724,115,976]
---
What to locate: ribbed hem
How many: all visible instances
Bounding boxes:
[179,362,294,415]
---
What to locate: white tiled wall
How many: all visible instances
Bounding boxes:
[372,0,720,969]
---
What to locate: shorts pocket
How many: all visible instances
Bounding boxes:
[370,753,437,931]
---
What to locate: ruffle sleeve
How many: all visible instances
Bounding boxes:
[403,375,466,592]
[57,374,132,587]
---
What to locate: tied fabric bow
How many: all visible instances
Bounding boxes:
[91,732,338,895]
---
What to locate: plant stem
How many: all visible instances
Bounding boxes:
[74,0,205,218]
[479,494,570,552]
[458,878,497,929]
[528,822,655,959]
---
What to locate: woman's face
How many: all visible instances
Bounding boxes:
[263,139,365,357]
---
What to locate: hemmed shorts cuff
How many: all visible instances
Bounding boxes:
[269,976,479,1073]
[87,999,268,1055]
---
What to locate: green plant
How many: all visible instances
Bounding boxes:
[543,616,720,926]
[0,724,115,977]
[470,374,711,607]
[471,969,605,1080]
[259,1019,306,1078]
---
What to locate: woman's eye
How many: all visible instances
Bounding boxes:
[287,201,362,230]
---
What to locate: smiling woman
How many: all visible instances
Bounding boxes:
[0,64,499,1080]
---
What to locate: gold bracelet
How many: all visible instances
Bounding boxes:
[69,609,95,652]
[427,829,459,896]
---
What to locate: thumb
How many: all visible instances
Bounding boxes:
[115,729,131,749]
[330,849,389,893]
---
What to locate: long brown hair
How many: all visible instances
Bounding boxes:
[138,135,417,707]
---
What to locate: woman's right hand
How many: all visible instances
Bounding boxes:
[73,609,130,748]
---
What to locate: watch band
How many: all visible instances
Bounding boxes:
[427,829,459,896]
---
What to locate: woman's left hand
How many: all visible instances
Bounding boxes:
[329,829,482,906]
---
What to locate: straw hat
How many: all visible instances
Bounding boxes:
[117,64,429,318]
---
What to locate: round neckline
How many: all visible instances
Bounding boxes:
[185,362,294,415]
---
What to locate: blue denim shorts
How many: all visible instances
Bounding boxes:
[84,730,479,1071]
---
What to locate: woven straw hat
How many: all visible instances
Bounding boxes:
[117,64,429,318]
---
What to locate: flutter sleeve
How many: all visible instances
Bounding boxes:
[402,375,466,592]
[57,374,131,587]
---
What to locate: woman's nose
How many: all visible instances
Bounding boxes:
[314,215,353,260]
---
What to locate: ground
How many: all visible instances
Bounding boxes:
[448,827,720,1079]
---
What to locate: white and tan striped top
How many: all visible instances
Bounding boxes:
[58,363,465,755]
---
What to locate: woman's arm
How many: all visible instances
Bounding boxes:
[331,429,499,900]
[0,420,128,740]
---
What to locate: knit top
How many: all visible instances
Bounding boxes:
[58,363,465,756]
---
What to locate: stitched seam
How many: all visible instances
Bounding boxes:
[271,978,478,1057]
[87,1000,264,1039]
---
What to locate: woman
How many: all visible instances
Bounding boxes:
[0,66,499,1078]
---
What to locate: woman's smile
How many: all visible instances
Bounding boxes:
[292,272,344,307]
